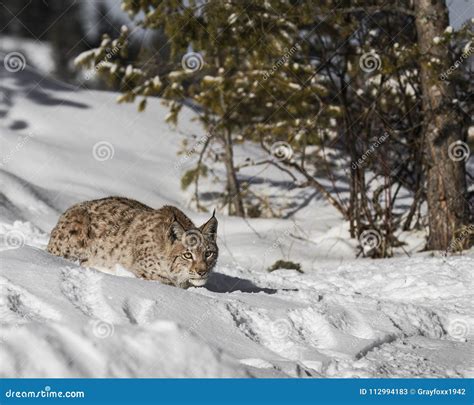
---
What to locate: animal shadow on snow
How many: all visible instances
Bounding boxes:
[206,272,277,294]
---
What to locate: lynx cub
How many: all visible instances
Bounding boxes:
[47,197,218,288]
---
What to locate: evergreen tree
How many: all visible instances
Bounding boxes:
[75,0,342,217]
[76,0,473,255]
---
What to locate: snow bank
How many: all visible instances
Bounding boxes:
[0,56,473,378]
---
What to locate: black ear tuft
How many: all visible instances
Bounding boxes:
[169,220,185,242]
[200,214,218,241]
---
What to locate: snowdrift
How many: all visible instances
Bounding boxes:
[0,57,473,378]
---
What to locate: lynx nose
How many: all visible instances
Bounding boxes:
[196,269,207,277]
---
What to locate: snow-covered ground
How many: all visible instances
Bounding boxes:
[0,55,473,378]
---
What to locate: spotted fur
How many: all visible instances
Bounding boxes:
[47,197,218,288]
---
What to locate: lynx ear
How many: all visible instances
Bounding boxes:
[200,210,218,240]
[169,220,186,242]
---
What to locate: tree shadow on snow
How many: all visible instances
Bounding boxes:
[0,61,89,110]
[206,272,278,294]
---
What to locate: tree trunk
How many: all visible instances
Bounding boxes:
[223,129,245,217]
[414,0,470,250]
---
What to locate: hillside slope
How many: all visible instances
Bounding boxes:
[0,59,472,378]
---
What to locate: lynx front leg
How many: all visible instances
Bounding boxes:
[47,206,91,262]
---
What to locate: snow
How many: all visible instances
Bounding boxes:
[1,53,473,378]
[0,38,55,74]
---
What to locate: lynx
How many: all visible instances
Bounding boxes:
[47,197,218,288]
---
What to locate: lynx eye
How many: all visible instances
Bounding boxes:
[205,251,213,258]
[183,252,193,260]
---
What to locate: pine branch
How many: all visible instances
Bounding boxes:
[337,5,416,17]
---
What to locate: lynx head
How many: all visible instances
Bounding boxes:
[168,211,218,287]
